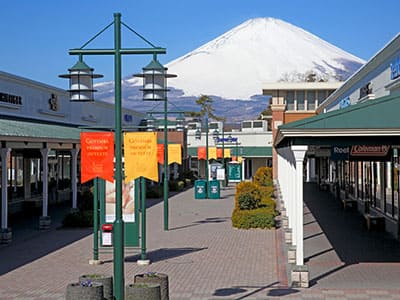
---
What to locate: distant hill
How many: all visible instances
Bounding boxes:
[95,17,365,122]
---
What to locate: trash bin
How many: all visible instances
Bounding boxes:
[209,180,220,199]
[194,180,207,199]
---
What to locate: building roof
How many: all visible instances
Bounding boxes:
[263,81,343,93]
[317,33,400,113]
[0,119,82,143]
[275,93,400,147]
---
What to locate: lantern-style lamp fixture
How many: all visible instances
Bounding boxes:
[133,54,176,101]
[212,128,219,143]
[146,113,156,132]
[59,55,103,102]
[195,128,202,140]
[176,113,185,132]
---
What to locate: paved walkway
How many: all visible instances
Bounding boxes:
[1,183,400,299]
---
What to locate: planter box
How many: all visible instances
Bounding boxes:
[134,273,169,300]
[126,283,161,300]
[79,274,113,300]
[66,282,103,300]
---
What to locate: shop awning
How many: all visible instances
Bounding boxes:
[0,118,82,143]
[275,94,400,147]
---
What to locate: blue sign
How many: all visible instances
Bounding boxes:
[339,96,350,109]
[217,137,238,143]
[390,57,400,80]
[124,114,133,122]
[331,146,349,161]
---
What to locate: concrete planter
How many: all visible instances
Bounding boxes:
[134,272,169,300]
[0,227,12,244]
[39,216,51,230]
[126,283,161,300]
[79,274,113,300]
[66,282,103,300]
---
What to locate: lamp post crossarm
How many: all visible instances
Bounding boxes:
[69,48,166,56]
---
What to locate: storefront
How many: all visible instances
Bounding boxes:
[0,71,144,243]
[273,33,400,287]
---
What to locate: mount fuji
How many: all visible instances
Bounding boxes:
[95,18,365,121]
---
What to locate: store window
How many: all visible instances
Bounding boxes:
[286,91,295,110]
[307,90,316,110]
[297,90,305,110]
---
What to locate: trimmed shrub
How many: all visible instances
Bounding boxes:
[147,185,163,198]
[169,180,185,192]
[231,206,276,229]
[253,167,273,187]
[237,192,260,210]
[234,181,261,210]
[62,210,93,228]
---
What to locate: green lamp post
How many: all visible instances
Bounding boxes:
[134,55,176,231]
[195,113,210,197]
[61,13,166,300]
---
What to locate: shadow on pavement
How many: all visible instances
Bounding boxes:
[304,182,400,286]
[213,282,281,299]
[125,247,207,263]
[170,216,230,231]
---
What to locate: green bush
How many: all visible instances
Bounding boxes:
[253,167,273,187]
[231,206,276,229]
[147,185,163,198]
[169,180,185,192]
[238,192,260,210]
[234,181,261,209]
[62,210,93,228]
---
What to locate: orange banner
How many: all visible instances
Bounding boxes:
[168,144,182,165]
[208,147,217,160]
[124,132,158,182]
[217,148,223,158]
[80,132,114,183]
[157,144,164,164]
[198,147,206,160]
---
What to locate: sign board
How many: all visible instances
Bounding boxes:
[216,168,225,180]
[228,163,242,183]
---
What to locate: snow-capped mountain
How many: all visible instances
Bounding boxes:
[95,17,365,120]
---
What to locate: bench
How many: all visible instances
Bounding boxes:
[363,213,385,231]
[342,198,357,210]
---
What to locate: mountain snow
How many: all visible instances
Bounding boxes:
[94,17,365,121]
[117,17,365,100]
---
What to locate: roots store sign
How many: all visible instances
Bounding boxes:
[331,145,391,161]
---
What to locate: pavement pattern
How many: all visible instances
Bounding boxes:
[0,183,400,299]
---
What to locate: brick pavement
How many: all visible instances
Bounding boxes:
[1,183,400,299]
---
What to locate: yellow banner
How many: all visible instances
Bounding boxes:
[224,149,231,158]
[124,132,158,182]
[208,147,217,160]
[168,144,182,165]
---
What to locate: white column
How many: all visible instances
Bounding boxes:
[70,148,79,209]
[292,145,308,266]
[40,148,50,217]
[1,148,11,229]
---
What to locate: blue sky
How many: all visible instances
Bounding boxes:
[1,0,399,89]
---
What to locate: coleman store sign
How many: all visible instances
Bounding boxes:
[331,145,391,161]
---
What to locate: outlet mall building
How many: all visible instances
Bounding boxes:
[0,70,146,242]
[269,33,400,286]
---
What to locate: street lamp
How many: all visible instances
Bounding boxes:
[61,13,166,300]
[195,114,210,197]
[134,55,176,231]
[212,126,227,187]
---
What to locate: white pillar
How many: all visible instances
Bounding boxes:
[1,148,11,229]
[292,145,307,266]
[71,148,79,209]
[40,148,50,217]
